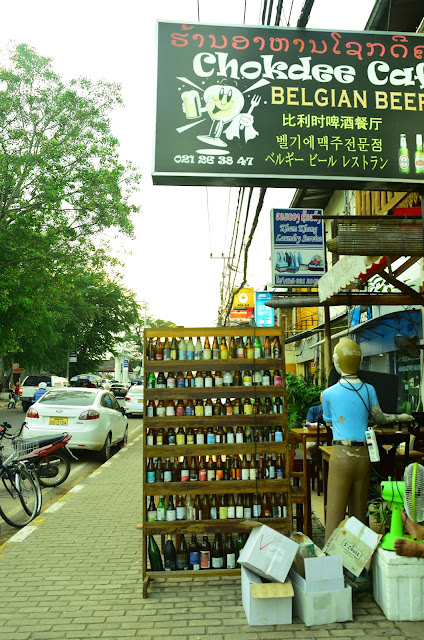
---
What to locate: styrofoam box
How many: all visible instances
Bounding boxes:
[241,567,293,626]
[373,545,424,621]
[238,524,299,583]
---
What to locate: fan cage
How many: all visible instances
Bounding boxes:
[404,463,424,522]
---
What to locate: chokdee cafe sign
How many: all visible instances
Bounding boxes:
[153,21,424,190]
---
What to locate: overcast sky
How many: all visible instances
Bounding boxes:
[0,0,376,327]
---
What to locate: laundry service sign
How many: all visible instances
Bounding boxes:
[271,208,324,288]
[153,21,424,189]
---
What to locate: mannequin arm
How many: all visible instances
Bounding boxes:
[370,403,413,425]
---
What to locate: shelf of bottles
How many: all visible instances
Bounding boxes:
[141,326,290,594]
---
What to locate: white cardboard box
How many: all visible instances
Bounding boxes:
[323,516,380,577]
[290,555,344,593]
[291,581,352,626]
[241,566,294,626]
[373,545,424,620]
[238,524,299,583]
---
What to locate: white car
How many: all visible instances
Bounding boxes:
[23,387,128,461]
[124,384,144,417]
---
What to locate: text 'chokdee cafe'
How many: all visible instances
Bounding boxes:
[153,21,424,190]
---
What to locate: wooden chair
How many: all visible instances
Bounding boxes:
[289,433,312,537]
[311,419,332,496]
[374,429,411,480]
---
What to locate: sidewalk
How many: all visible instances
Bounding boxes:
[1,436,423,640]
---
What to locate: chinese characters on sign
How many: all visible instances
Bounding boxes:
[271,208,324,288]
[154,22,424,189]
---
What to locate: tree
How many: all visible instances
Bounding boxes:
[0,43,141,384]
[124,316,178,370]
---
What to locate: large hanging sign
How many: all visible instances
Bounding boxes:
[271,208,324,287]
[153,21,424,189]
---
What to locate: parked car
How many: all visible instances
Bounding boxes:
[22,387,128,461]
[124,384,144,417]
[20,374,68,413]
[129,377,144,386]
[110,382,129,398]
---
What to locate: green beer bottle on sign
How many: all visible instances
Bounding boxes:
[399,134,410,174]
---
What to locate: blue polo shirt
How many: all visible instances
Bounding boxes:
[322,381,378,441]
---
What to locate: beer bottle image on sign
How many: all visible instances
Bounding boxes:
[399,134,410,174]
[415,134,424,174]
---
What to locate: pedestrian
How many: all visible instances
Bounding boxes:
[14,380,20,404]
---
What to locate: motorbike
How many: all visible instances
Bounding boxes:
[0,422,75,488]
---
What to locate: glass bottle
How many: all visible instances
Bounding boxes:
[211,533,224,569]
[164,534,176,571]
[271,492,279,518]
[196,426,205,445]
[146,428,155,446]
[215,456,224,481]
[215,424,225,443]
[245,336,254,359]
[178,337,187,360]
[233,370,243,386]
[218,494,228,519]
[243,493,252,519]
[276,453,285,479]
[163,457,173,482]
[186,426,195,445]
[200,535,211,569]
[146,399,156,418]
[176,494,186,520]
[166,371,176,388]
[212,400,222,416]
[280,492,288,519]
[226,425,235,444]
[227,493,236,519]
[155,338,163,361]
[206,455,215,481]
[147,496,157,522]
[175,399,185,417]
[274,423,283,442]
[263,335,271,357]
[206,426,215,445]
[399,133,410,174]
[166,495,176,521]
[249,454,257,480]
[253,492,261,517]
[223,370,233,387]
[231,455,241,480]
[156,372,166,389]
[198,456,207,481]
[176,534,189,570]
[262,493,271,518]
[212,337,220,359]
[214,370,223,387]
[273,369,282,386]
[163,337,171,360]
[148,535,163,571]
[235,494,244,519]
[242,369,252,386]
[241,455,249,481]
[194,399,204,417]
[236,532,246,565]
[204,398,213,416]
[176,371,185,388]
[273,397,283,414]
[185,371,194,387]
[272,336,282,358]
[146,457,155,483]
[415,133,424,173]
[203,337,212,360]
[194,337,203,361]
[165,399,175,417]
[157,495,166,521]
[147,338,156,361]
[189,455,198,481]
[186,337,195,360]
[185,398,195,416]
[189,534,200,571]
[186,495,195,520]
[224,456,231,480]
[170,337,178,360]
[233,398,242,415]
[204,371,214,388]
[224,533,236,569]
[201,494,210,519]
[154,457,163,482]
[243,398,253,415]
[147,372,156,389]
[176,426,186,445]
[229,336,237,359]
[262,369,271,386]
[209,494,218,520]
[194,494,203,519]
[236,336,245,359]
[220,337,229,360]
[180,457,189,482]
[253,336,262,359]
[236,425,244,444]
[194,371,204,388]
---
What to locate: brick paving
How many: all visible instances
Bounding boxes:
[0,434,423,639]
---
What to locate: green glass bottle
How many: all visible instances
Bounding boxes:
[399,133,410,174]
[148,535,163,571]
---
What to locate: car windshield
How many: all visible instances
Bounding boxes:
[38,390,95,406]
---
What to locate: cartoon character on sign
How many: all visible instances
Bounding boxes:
[180,83,260,151]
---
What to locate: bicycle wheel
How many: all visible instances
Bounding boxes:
[26,465,43,516]
[38,451,71,488]
[0,465,39,528]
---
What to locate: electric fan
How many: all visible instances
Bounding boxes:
[380,463,424,551]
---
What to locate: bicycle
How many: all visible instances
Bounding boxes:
[0,424,41,528]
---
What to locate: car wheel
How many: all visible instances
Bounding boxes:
[99,433,112,462]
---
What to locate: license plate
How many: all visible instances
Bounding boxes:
[49,417,68,426]
[138,399,143,403]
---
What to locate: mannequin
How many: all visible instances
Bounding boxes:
[323,337,413,542]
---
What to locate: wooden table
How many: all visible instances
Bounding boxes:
[291,426,328,443]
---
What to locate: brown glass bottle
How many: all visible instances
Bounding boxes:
[211,533,224,569]
[245,336,254,359]
[263,335,271,358]
[231,455,241,480]
[176,426,186,445]
[176,534,189,570]
[229,336,237,358]
[227,493,236,518]
[209,494,218,519]
[170,337,178,360]
[215,456,224,481]
[180,457,189,482]
[167,425,176,444]
[147,338,156,361]
[272,336,282,358]
[220,337,229,360]
[189,455,198,481]
[176,494,186,520]
[212,337,220,359]
[262,493,271,518]
[218,494,228,519]
[189,535,200,571]
[203,337,212,360]
[198,456,207,481]
[233,369,243,386]
[163,337,171,360]
[155,338,164,361]
[236,336,245,359]
[206,456,215,481]
[224,533,236,569]
[200,535,211,569]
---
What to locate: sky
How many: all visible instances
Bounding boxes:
[0,0,377,327]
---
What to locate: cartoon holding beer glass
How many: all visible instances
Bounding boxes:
[181,83,260,148]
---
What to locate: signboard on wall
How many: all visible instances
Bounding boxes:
[154,21,424,190]
[255,291,275,327]
[271,207,324,287]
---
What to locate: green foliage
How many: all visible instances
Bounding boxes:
[0,43,142,377]
[286,373,324,430]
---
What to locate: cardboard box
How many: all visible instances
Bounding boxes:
[238,524,299,583]
[323,516,380,578]
[290,555,344,593]
[373,545,424,620]
[241,566,294,626]
[291,581,353,626]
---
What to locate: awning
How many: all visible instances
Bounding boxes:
[229,307,254,320]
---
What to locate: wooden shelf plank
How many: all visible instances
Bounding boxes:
[143,414,286,428]
[144,442,287,456]
[144,385,284,400]
[144,358,284,373]
[143,517,291,535]
[143,479,289,496]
